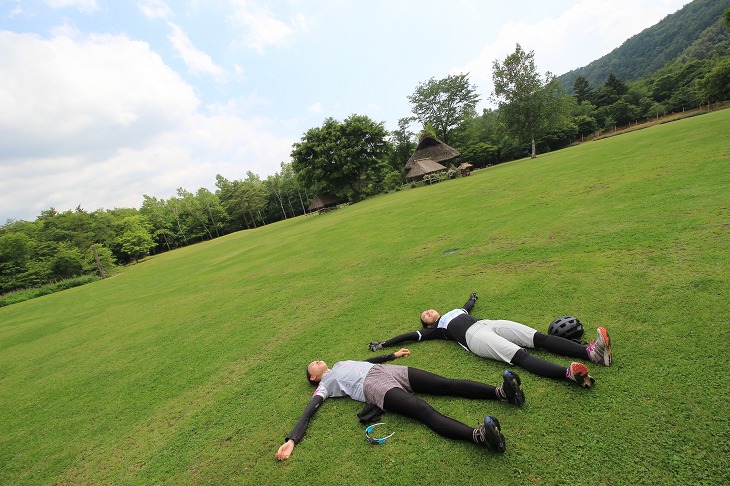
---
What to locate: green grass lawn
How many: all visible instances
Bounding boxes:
[1,110,729,485]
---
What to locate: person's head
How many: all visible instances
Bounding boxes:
[420,309,441,328]
[306,360,328,385]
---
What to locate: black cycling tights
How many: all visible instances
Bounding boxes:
[533,332,589,358]
[511,349,566,379]
[506,332,590,379]
[381,367,497,442]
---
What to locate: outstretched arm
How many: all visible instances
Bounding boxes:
[464,292,478,313]
[275,395,325,461]
[369,327,443,351]
[365,348,410,363]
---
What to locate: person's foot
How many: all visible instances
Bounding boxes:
[566,362,595,388]
[499,370,525,408]
[475,415,506,452]
[587,327,612,366]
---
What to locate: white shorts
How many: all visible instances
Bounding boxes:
[464,319,537,364]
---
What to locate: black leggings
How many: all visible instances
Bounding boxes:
[381,367,497,442]
[533,332,588,359]
[505,332,589,380]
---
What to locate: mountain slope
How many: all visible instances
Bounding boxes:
[558,0,730,90]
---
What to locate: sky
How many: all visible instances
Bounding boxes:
[0,0,690,222]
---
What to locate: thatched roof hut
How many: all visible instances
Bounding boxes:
[405,158,447,182]
[405,136,460,170]
[308,194,345,212]
[457,162,473,176]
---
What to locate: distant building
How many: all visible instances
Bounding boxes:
[405,136,460,182]
[405,158,447,182]
[308,194,346,213]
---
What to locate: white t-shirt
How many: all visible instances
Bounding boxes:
[314,360,374,403]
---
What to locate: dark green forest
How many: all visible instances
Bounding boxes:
[2,0,729,303]
[558,0,730,88]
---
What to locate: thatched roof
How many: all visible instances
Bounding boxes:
[405,158,447,182]
[457,162,473,169]
[405,136,460,170]
[308,194,345,211]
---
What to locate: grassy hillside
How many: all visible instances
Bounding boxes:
[1,110,728,485]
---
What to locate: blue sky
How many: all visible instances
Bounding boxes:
[0,0,689,222]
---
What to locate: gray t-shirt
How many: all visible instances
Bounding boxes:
[313,360,374,402]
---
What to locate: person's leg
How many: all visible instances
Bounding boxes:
[511,349,595,387]
[533,332,589,359]
[533,329,612,366]
[382,387,506,451]
[465,322,524,363]
[406,367,498,399]
[383,387,474,441]
[510,348,566,378]
[407,366,525,407]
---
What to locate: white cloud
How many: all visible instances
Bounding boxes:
[228,0,305,54]
[0,31,291,221]
[137,0,172,20]
[460,0,688,106]
[44,0,98,13]
[167,22,226,80]
[308,102,323,114]
[0,31,198,158]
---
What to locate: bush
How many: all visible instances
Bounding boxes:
[0,275,100,307]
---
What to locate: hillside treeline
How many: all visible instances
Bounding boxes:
[2,3,729,298]
[558,0,730,88]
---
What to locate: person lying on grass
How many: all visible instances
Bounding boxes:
[274,348,524,461]
[368,293,612,388]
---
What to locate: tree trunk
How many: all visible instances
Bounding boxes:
[276,192,287,219]
[91,245,106,279]
[531,136,536,159]
[298,190,308,215]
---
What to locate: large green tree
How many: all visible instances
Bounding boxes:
[387,117,417,173]
[700,58,730,102]
[114,215,155,263]
[573,76,592,103]
[492,44,571,158]
[407,73,480,144]
[291,114,388,201]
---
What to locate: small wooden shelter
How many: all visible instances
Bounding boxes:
[457,162,473,176]
[405,136,461,171]
[308,194,345,213]
[405,158,447,182]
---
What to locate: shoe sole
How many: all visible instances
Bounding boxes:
[502,370,525,408]
[597,327,612,366]
[484,416,506,453]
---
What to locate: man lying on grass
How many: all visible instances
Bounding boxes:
[368,293,612,388]
[275,348,524,461]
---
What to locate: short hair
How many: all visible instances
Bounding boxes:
[421,316,430,328]
[306,366,318,385]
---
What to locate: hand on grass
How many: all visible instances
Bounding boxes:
[394,348,410,358]
[275,440,295,461]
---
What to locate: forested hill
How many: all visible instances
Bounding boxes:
[558,0,730,91]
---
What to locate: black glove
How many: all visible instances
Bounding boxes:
[470,292,478,301]
[369,341,384,352]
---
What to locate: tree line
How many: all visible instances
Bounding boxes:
[2,17,730,296]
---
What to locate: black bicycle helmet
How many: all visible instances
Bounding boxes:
[548,316,584,341]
